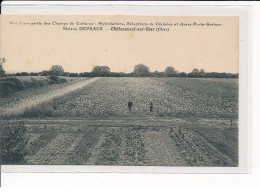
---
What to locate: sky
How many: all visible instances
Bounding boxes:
[1,15,238,73]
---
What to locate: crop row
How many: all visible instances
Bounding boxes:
[169,128,236,166]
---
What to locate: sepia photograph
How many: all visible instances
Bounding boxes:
[0,15,239,167]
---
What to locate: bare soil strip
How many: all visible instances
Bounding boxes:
[143,130,187,166]
[1,77,100,117]
[87,132,107,165]
[118,128,128,164]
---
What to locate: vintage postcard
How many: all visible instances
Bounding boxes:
[0,15,240,169]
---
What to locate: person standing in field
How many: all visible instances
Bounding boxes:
[128,101,133,112]
[150,102,153,113]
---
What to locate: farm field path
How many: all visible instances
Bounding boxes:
[1,77,100,117]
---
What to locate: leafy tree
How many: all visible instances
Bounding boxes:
[152,71,162,77]
[165,66,176,77]
[188,68,200,77]
[200,69,205,74]
[39,70,50,76]
[199,69,206,77]
[0,65,6,77]
[15,72,29,76]
[29,72,39,76]
[0,58,6,77]
[49,65,65,76]
[79,72,91,77]
[133,64,150,77]
[180,72,187,77]
[1,122,29,164]
[68,73,79,77]
[91,66,110,76]
[191,68,199,74]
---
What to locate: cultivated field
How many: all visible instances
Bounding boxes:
[0,77,238,166]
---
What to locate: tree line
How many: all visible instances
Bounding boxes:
[1,61,238,79]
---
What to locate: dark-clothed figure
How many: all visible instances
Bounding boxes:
[128,101,133,112]
[150,102,153,113]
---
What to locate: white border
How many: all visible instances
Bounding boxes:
[0,1,251,174]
